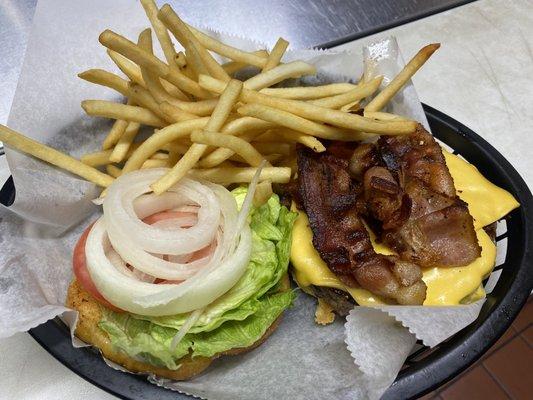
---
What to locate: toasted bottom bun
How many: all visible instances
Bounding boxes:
[66,279,284,380]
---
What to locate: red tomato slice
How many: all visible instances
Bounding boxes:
[142,210,194,225]
[73,210,217,306]
[72,223,123,312]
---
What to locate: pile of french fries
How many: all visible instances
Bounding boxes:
[0,0,439,203]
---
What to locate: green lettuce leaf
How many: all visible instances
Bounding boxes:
[131,189,296,333]
[98,188,297,370]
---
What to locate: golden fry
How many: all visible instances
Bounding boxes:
[106,164,123,178]
[122,117,209,173]
[137,28,189,105]
[262,38,289,72]
[191,130,265,167]
[151,79,243,193]
[244,61,316,90]
[110,122,141,163]
[309,76,382,108]
[252,141,293,156]
[169,98,219,116]
[364,111,408,121]
[140,0,178,67]
[159,102,199,122]
[81,143,141,167]
[260,82,356,100]
[102,119,129,150]
[158,4,230,81]
[237,103,367,141]
[99,30,211,99]
[222,50,269,74]
[272,128,325,152]
[107,50,146,87]
[78,69,129,96]
[0,125,114,187]
[141,159,170,169]
[187,25,268,68]
[175,51,187,68]
[200,75,411,134]
[127,82,171,121]
[188,166,291,184]
[365,43,440,112]
[81,100,166,127]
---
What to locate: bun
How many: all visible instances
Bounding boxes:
[66,279,283,380]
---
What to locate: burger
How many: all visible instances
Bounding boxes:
[289,125,519,323]
[67,169,296,379]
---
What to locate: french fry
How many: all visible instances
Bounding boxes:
[99,30,212,99]
[0,125,114,187]
[122,117,210,173]
[197,118,276,168]
[175,51,187,68]
[364,111,408,121]
[140,0,178,67]
[259,82,356,99]
[110,122,141,163]
[168,98,219,116]
[127,82,171,121]
[137,29,189,105]
[158,4,230,82]
[262,38,289,72]
[81,100,166,127]
[191,130,265,167]
[141,158,170,169]
[201,75,411,134]
[365,43,440,112]
[187,24,268,68]
[237,103,367,141]
[272,128,325,152]
[252,141,293,156]
[106,164,123,178]
[81,143,142,166]
[198,130,262,168]
[159,102,199,122]
[222,50,269,74]
[151,79,243,194]
[183,46,207,80]
[253,180,273,206]
[107,50,146,87]
[188,166,291,184]
[309,76,382,108]
[162,141,190,155]
[78,69,129,96]
[150,152,170,160]
[102,119,129,150]
[244,61,316,90]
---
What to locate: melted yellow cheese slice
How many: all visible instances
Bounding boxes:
[290,152,518,306]
[443,151,519,230]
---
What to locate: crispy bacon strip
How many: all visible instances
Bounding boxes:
[370,125,481,267]
[297,147,426,305]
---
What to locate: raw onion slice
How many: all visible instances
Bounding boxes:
[84,168,257,316]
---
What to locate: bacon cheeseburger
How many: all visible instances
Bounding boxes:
[68,169,296,379]
[290,126,519,323]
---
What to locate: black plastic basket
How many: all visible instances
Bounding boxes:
[2,104,532,400]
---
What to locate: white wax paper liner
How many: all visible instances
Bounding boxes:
[0,1,486,399]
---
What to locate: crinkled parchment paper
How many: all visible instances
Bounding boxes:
[0,1,484,399]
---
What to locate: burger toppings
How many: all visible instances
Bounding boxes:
[371,126,481,267]
[83,168,259,316]
[296,125,481,305]
[296,147,427,305]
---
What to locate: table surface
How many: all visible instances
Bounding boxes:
[1,0,532,399]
